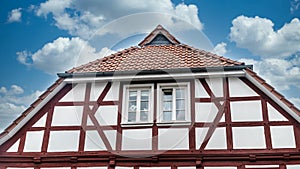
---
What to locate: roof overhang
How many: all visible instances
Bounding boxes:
[58,65,253,79]
[58,65,252,83]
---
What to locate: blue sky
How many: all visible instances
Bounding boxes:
[0,0,300,131]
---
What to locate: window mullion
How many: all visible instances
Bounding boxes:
[136,90,141,122]
[126,89,129,120]
[148,89,151,121]
[172,88,176,121]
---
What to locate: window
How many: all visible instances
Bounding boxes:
[122,84,154,125]
[157,83,190,123]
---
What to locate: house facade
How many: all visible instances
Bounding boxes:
[0,25,300,169]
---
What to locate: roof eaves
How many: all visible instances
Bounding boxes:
[58,65,253,78]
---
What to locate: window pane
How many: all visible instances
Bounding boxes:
[163,111,172,121]
[176,110,185,120]
[128,101,137,112]
[163,101,172,111]
[128,112,136,122]
[176,99,185,110]
[141,90,149,100]
[140,111,148,122]
[129,91,137,100]
[176,89,185,99]
[163,89,173,100]
[141,101,149,111]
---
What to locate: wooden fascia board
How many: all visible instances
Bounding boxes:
[63,70,246,83]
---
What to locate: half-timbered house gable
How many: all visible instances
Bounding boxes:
[0,25,300,169]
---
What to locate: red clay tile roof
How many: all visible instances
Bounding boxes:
[68,44,244,73]
[68,25,244,73]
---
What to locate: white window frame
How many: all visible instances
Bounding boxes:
[122,84,154,126]
[157,82,191,125]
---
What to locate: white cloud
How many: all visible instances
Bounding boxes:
[17,37,115,74]
[35,0,203,39]
[239,56,300,110]
[291,0,300,13]
[7,8,22,23]
[0,85,43,131]
[212,42,227,56]
[36,0,72,17]
[290,97,300,109]
[230,16,300,58]
[239,55,300,91]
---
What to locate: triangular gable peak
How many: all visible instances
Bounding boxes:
[138,24,180,46]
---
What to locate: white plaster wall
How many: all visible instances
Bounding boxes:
[205,127,227,150]
[32,113,47,127]
[85,130,106,151]
[52,106,83,126]
[158,128,189,150]
[23,131,44,152]
[104,81,120,101]
[228,77,258,97]
[42,168,70,169]
[90,82,106,101]
[267,103,288,121]
[104,130,117,150]
[195,127,209,149]
[122,129,152,150]
[232,126,266,149]
[6,139,19,152]
[206,78,223,97]
[230,101,262,122]
[270,125,296,148]
[115,167,133,169]
[195,103,224,122]
[8,168,34,169]
[204,167,236,169]
[244,165,279,168]
[95,105,118,126]
[60,83,86,102]
[287,165,300,169]
[178,167,196,169]
[48,130,80,152]
[140,167,170,169]
[195,79,209,98]
[78,167,107,169]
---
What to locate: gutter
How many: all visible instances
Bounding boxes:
[58,65,253,78]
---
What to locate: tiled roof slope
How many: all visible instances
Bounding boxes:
[68,45,243,73]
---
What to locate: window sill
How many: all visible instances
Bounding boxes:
[156,121,191,126]
[121,122,154,127]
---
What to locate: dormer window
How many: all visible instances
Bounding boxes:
[146,33,173,46]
